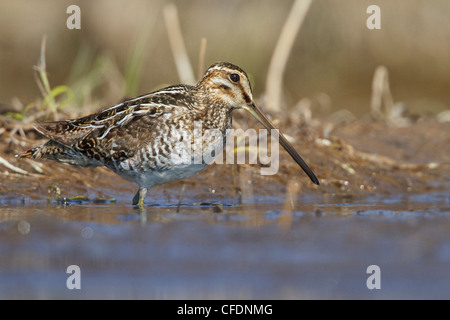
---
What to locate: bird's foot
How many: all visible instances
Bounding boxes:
[132,187,147,208]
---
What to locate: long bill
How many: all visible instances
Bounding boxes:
[243,102,320,185]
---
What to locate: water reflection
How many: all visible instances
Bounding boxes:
[0,192,449,299]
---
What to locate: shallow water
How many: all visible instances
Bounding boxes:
[1,192,449,299]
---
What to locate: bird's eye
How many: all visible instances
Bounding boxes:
[229,73,240,83]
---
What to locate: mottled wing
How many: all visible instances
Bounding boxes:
[75,104,170,162]
[73,87,196,163]
[33,85,195,164]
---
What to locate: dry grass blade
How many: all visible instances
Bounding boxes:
[32,35,57,120]
[370,65,411,127]
[33,35,48,99]
[265,0,312,113]
[197,37,207,81]
[370,65,394,119]
[26,160,44,174]
[0,155,29,175]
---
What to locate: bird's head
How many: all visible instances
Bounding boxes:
[198,61,254,109]
[198,62,319,185]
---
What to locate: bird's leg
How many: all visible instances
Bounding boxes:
[132,187,147,208]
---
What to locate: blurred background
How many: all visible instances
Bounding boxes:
[1,1,450,300]
[0,0,449,117]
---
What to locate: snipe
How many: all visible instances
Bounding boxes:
[19,62,319,207]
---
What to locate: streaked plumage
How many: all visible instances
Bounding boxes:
[19,62,319,207]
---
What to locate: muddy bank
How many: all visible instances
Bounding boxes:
[0,117,448,205]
